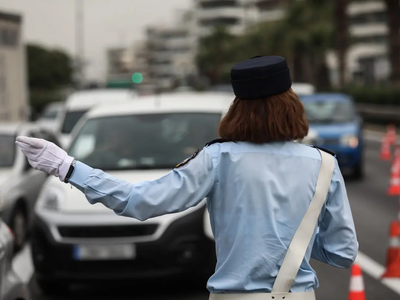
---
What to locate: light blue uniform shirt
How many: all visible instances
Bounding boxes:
[69,140,358,293]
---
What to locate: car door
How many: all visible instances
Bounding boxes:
[0,220,10,298]
[19,130,49,222]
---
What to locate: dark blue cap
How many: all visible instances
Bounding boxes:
[230,56,292,100]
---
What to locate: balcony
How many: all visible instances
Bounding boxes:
[350,23,388,37]
[259,9,285,22]
[348,1,385,16]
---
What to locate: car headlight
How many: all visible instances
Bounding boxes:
[36,187,65,212]
[341,134,359,148]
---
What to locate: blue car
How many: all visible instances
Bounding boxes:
[300,93,364,179]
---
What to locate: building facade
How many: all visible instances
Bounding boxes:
[146,11,197,91]
[347,0,389,83]
[0,11,28,122]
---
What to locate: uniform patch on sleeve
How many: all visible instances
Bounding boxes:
[175,149,200,169]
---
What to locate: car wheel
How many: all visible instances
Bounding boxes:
[36,278,70,296]
[352,161,364,180]
[10,205,28,253]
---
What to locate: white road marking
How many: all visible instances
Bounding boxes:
[355,251,400,294]
[12,244,34,284]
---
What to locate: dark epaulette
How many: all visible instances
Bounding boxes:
[205,138,230,147]
[311,145,336,157]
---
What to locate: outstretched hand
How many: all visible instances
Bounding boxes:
[15,136,75,182]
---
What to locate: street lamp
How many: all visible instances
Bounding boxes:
[76,0,84,89]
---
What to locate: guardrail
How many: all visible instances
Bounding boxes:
[356,104,400,125]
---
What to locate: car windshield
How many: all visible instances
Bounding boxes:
[41,105,61,120]
[61,110,88,134]
[68,112,222,170]
[302,100,356,124]
[0,134,15,168]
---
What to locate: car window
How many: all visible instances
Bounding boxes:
[0,134,15,168]
[302,99,356,124]
[40,105,61,120]
[61,110,88,134]
[68,112,222,170]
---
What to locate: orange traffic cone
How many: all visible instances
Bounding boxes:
[383,221,400,270]
[387,124,397,145]
[387,157,400,196]
[381,136,391,160]
[382,226,400,278]
[349,264,365,300]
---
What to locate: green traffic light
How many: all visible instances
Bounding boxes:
[132,72,143,84]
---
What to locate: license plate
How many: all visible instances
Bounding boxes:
[73,244,136,261]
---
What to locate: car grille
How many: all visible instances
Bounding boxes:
[57,224,158,238]
[317,137,339,146]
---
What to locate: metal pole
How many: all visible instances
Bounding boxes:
[76,0,84,89]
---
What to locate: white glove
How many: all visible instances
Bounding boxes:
[15,136,75,182]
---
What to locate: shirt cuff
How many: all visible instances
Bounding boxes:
[69,161,93,189]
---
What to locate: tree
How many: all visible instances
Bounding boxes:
[27,44,73,90]
[196,26,238,86]
[384,0,400,85]
[26,44,73,117]
[333,0,349,88]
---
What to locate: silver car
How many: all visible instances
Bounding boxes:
[0,122,61,251]
[0,218,31,300]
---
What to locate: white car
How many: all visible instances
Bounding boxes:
[0,123,61,252]
[57,89,138,148]
[31,92,233,295]
[35,102,64,133]
[0,218,31,300]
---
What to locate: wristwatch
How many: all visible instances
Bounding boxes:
[64,159,77,184]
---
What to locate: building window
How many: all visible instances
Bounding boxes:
[0,27,18,47]
[256,0,284,11]
[352,35,388,45]
[200,17,240,27]
[349,11,387,25]
[200,0,239,9]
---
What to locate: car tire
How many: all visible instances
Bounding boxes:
[352,160,364,180]
[36,278,70,296]
[10,204,28,253]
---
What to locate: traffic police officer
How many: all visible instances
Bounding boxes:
[16,56,358,299]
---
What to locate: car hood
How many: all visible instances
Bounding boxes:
[43,169,177,214]
[309,122,359,137]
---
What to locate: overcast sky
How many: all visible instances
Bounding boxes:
[0,0,191,81]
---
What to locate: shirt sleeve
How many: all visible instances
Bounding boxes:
[311,158,359,268]
[68,147,216,221]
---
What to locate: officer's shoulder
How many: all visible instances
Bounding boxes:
[205,138,230,147]
[310,145,336,157]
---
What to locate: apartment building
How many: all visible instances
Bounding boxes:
[194,0,258,37]
[106,47,135,88]
[0,11,28,122]
[347,0,389,83]
[146,11,197,90]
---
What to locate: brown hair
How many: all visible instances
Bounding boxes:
[218,88,309,143]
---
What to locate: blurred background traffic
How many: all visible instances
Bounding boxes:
[0,0,400,300]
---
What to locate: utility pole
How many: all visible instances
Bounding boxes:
[76,0,84,89]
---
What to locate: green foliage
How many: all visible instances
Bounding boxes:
[341,85,400,105]
[29,90,65,119]
[196,26,238,85]
[26,44,73,90]
[195,1,334,88]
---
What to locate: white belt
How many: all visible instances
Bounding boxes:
[209,150,334,300]
[210,291,316,300]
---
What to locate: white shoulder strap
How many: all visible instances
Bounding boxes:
[272,149,335,293]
